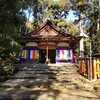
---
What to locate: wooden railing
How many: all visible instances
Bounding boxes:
[93,59,100,79]
[78,58,100,79]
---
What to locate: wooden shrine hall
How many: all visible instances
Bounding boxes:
[18,20,82,63]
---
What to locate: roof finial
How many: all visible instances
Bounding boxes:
[45,18,51,21]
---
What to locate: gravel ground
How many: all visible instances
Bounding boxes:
[0,63,100,100]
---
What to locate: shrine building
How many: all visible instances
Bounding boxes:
[18,20,82,63]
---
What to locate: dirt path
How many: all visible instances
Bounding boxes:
[0,63,100,100]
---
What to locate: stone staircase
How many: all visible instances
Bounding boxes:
[0,63,100,100]
[1,63,79,89]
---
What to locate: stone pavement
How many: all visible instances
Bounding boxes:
[0,63,100,100]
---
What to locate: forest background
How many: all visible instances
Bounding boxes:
[0,0,100,64]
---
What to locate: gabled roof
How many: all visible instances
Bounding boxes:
[18,19,82,46]
[21,19,74,39]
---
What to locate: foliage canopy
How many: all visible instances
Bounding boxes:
[0,0,100,64]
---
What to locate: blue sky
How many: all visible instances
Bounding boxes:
[53,0,78,22]
[54,0,59,1]
[25,9,78,22]
[66,10,78,22]
[24,0,78,22]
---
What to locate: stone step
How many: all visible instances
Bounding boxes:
[19,64,77,68]
[20,68,77,71]
[11,64,78,79]
[17,70,77,74]
[11,74,76,79]
[11,71,78,78]
[1,63,79,87]
[21,65,77,68]
[11,74,78,80]
[1,80,53,88]
[1,78,79,89]
[20,69,48,71]
[0,63,99,100]
[11,75,57,80]
[14,64,75,69]
[12,73,78,78]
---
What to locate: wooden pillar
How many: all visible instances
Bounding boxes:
[93,59,97,79]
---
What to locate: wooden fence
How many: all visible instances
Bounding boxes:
[78,58,100,79]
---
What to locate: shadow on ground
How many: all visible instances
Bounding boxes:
[0,63,100,100]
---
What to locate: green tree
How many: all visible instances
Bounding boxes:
[23,0,79,35]
[68,0,100,54]
[0,0,26,64]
